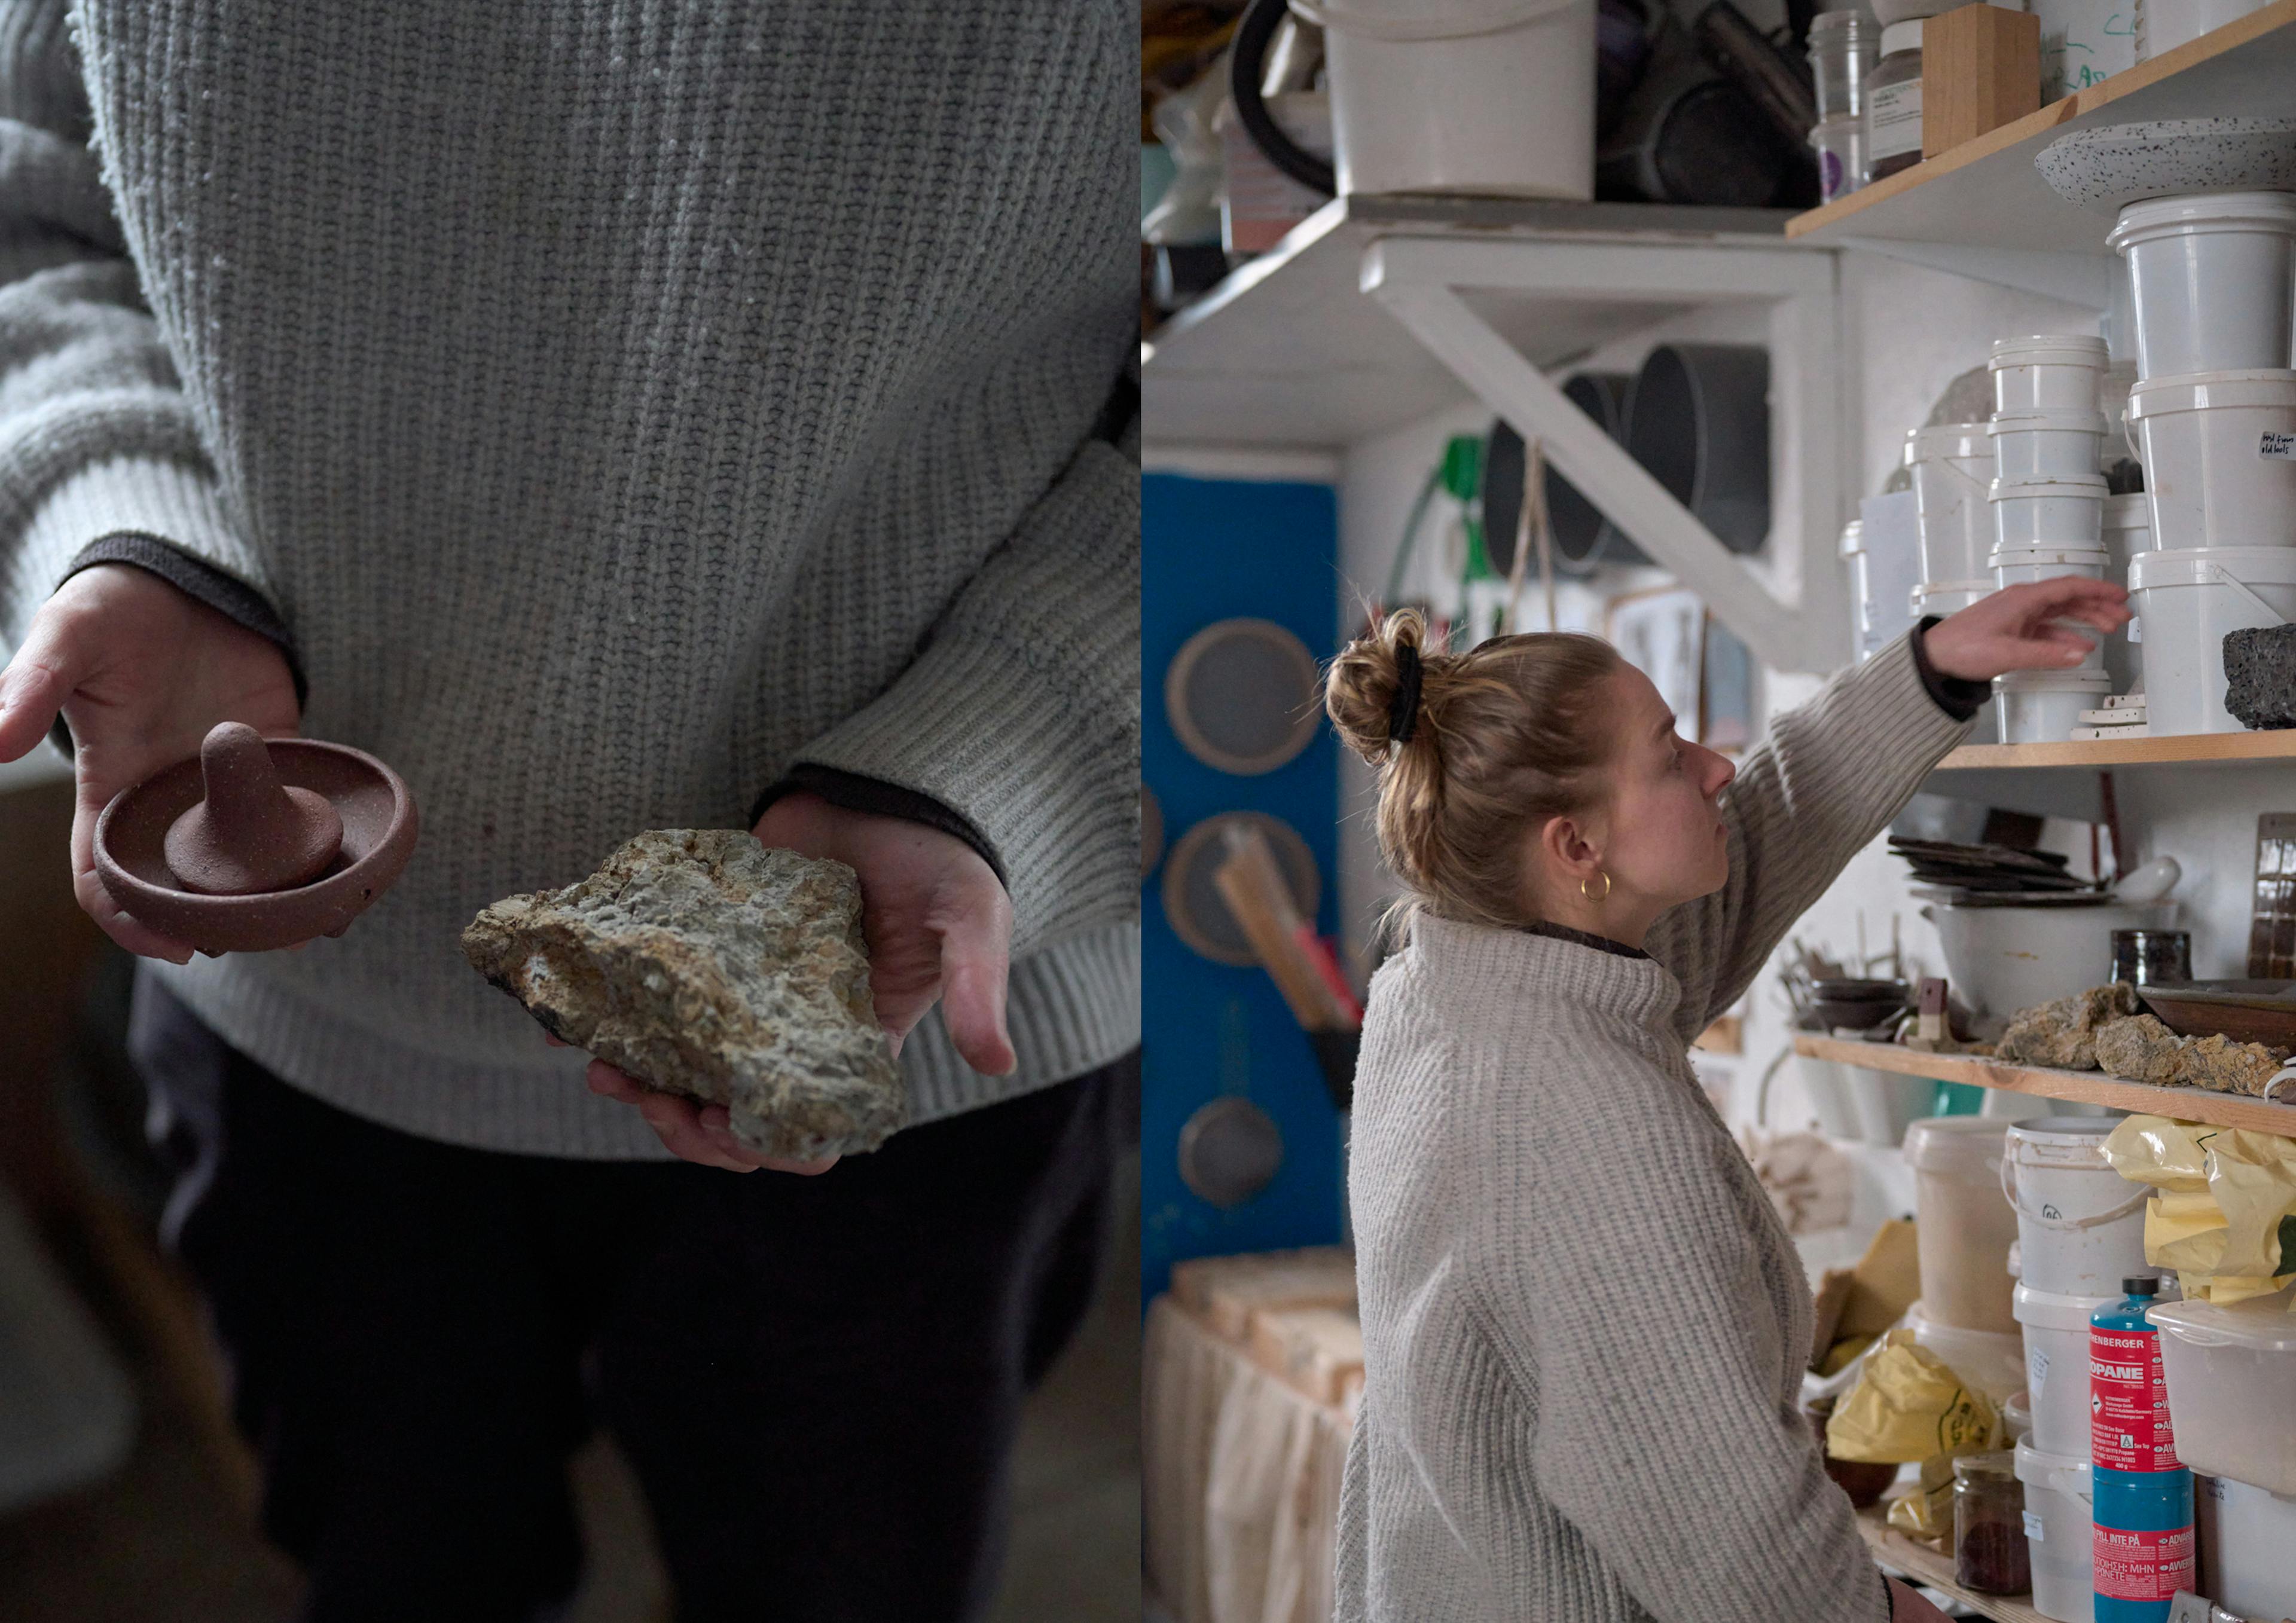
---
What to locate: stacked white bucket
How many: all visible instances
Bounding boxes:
[2001,1117,2152,1623]
[2115,192,2296,735]
[1986,335,2114,741]
[1904,423,2001,742]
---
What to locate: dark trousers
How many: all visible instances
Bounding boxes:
[127,971,1138,1623]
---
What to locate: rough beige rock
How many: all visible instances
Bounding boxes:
[2172,1032,2289,1096]
[461,829,903,1160]
[1994,983,2139,1069]
[2093,1013,2183,1085]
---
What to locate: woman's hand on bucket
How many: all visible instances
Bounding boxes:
[1923,577,2131,681]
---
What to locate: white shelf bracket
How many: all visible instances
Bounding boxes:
[1835,236,2117,308]
[1361,235,1852,675]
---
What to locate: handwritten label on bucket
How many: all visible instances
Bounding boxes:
[2261,431,2296,460]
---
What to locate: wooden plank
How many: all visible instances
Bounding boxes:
[1921,4,2042,159]
[1857,1502,2050,1623]
[1936,730,2296,769]
[1786,0,2296,247]
[1799,1035,2296,1136]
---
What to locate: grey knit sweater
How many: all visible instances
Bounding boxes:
[0,1,1138,1155]
[1333,633,1970,1622]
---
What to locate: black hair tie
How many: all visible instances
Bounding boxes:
[1389,643,1423,746]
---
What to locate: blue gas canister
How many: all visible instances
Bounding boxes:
[2090,1276,2195,1622]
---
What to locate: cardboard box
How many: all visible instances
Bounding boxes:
[1170,1246,1357,1343]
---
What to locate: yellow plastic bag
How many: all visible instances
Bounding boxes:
[2099,1117,2296,1307]
[1826,1330,2002,1464]
[1885,1453,1958,1551]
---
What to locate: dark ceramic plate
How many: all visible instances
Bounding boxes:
[2136,980,2296,1048]
[94,736,419,954]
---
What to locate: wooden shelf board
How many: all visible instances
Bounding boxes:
[1936,729,2296,769]
[1856,1503,2048,1623]
[1785,0,2296,253]
[1797,1035,2296,1136]
[1143,194,1794,451]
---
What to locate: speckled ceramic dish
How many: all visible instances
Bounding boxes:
[94,730,419,954]
[2036,119,2296,213]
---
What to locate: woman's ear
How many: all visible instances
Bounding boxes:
[1534,812,1604,890]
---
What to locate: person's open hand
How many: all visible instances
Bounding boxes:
[1923,576,2131,683]
[0,564,303,964]
[569,789,1016,1175]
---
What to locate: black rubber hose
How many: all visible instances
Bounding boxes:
[1231,0,1336,197]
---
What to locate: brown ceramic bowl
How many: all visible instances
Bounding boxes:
[93,736,419,954]
[2137,979,2296,1048]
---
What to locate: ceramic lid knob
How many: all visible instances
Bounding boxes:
[162,722,344,896]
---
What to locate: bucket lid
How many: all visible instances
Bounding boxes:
[1903,1114,2010,1170]
[1839,519,1865,558]
[2014,1282,2124,1331]
[1990,475,2108,500]
[1991,333,2108,368]
[2126,368,2296,418]
[1906,423,1990,463]
[1994,668,2113,692]
[2146,1285,2296,1353]
[2008,1115,2121,1145]
[2129,545,2296,589]
[2103,493,2150,531]
[1989,543,2109,566]
[1878,17,1921,53]
[2013,1435,2093,1493]
[2110,191,2296,252]
[1987,409,2110,435]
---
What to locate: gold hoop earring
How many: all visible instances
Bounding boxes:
[1580,871,1611,901]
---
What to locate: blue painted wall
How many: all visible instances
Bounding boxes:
[1142,472,1347,1303]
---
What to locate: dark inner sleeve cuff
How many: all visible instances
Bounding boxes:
[749,765,1010,892]
[1910,615,1990,722]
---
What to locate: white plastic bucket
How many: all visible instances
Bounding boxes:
[2002,1118,2150,1297]
[1990,409,2108,481]
[2196,1474,2296,1621]
[2126,368,2296,550]
[2109,192,2296,378]
[1303,0,1597,200]
[2126,545,2296,733]
[2102,494,2149,695]
[2135,0,2271,59]
[1904,1117,2020,1335]
[1992,334,2109,414]
[1904,1297,2028,1399]
[2014,1283,2121,1457]
[2145,1284,2296,1496]
[1991,475,2108,549]
[2016,1438,2096,1623]
[1908,423,1995,583]
[1995,668,2112,741]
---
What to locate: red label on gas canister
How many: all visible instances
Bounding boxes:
[2090,1326,2179,1471]
[2093,1523,2196,1601]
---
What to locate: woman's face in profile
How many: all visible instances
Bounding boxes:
[1592,665,1736,909]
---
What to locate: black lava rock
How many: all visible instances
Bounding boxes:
[2224,625,2296,729]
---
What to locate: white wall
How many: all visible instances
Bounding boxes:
[1331,253,2163,1266]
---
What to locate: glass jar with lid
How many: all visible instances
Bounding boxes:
[1952,1451,2031,1595]
[1861,19,1924,184]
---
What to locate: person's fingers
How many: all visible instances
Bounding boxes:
[938,890,1016,1077]
[0,613,86,765]
[543,1031,568,1047]
[69,840,197,963]
[634,1092,755,1173]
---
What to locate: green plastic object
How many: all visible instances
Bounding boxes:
[1935,1080,1986,1115]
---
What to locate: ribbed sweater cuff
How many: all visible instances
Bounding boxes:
[786,448,1138,957]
